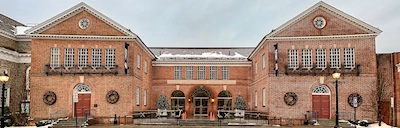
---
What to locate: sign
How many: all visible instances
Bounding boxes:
[391,97,394,108]
[353,97,358,108]
[73,90,78,103]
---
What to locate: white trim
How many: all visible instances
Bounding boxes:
[30,34,136,41]
[0,47,31,63]
[167,80,236,85]
[26,67,31,90]
[152,61,252,66]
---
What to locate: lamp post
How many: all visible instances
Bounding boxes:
[0,71,10,128]
[332,72,341,128]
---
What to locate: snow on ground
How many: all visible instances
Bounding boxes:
[356,122,397,128]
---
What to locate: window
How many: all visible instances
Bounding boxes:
[218,91,232,110]
[262,54,265,69]
[171,91,185,111]
[105,49,115,68]
[78,48,88,68]
[137,54,141,68]
[186,66,193,80]
[344,48,355,68]
[144,89,147,106]
[92,49,102,68]
[316,49,326,68]
[210,66,217,80]
[288,50,298,69]
[50,48,60,68]
[255,91,258,107]
[222,66,229,80]
[198,66,205,80]
[174,66,182,80]
[0,88,10,107]
[330,48,340,68]
[64,48,74,68]
[302,49,312,68]
[254,62,258,74]
[136,87,140,105]
[144,60,148,73]
[262,88,266,107]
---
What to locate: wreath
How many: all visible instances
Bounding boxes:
[106,90,119,104]
[348,93,362,108]
[43,91,56,105]
[284,92,297,106]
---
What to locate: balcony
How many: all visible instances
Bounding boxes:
[45,64,118,76]
[284,64,360,76]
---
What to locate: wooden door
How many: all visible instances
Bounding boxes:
[312,95,330,119]
[75,94,91,117]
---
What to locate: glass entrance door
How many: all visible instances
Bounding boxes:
[194,97,208,116]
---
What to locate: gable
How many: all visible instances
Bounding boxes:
[274,8,369,37]
[41,10,126,36]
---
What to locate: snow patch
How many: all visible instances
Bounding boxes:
[15,26,31,35]
[158,52,247,59]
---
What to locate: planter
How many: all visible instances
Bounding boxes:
[234,109,244,120]
[157,109,168,119]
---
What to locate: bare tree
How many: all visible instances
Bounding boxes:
[371,72,391,126]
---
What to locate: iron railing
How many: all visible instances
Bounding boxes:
[285,64,360,76]
[45,64,118,75]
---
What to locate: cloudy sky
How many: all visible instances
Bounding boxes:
[1,0,398,53]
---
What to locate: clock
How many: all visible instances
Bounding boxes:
[313,17,326,29]
[78,18,90,29]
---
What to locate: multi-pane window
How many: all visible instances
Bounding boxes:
[186,66,194,80]
[316,49,326,68]
[144,60,148,73]
[222,66,229,80]
[174,66,182,80]
[330,48,340,68]
[302,49,312,68]
[210,66,217,80]
[136,87,140,105]
[92,49,102,68]
[262,54,265,69]
[143,89,147,106]
[50,48,60,68]
[64,48,74,68]
[198,66,205,80]
[105,49,115,68]
[344,48,355,68]
[262,88,266,107]
[288,50,298,69]
[78,48,88,68]
[137,54,141,68]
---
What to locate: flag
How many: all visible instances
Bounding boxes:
[274,44,278,76]
[124,42,130,74]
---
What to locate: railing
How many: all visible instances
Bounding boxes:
[45,64,118,75]
[285,64,360,76]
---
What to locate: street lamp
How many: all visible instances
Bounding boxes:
[0,71,9,128]
[332,71,341,128]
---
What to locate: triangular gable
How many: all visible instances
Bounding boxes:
[25,2,134,36]
[268,1,382,37]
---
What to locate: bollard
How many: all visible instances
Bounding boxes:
[114,114,117,124]
[118,116,120,125]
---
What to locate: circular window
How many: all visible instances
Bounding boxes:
[284,92,297,106]
[43,91,57,105]
[348,93,362,108]
[313,17,326,29]
[106,90,119,104]
[78,18,90,29]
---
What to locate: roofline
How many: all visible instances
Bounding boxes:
[0,14,26,27]
[149,47,255,49]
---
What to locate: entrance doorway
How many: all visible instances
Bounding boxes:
[192,87,211,117]
[312,85,331,119]
[73,83,91,117]
[171,90,185,111]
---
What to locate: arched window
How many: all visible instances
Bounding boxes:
[218,91,232,110]
[74,83,91,93]
[171,90,185,111]
[312,85,330,94]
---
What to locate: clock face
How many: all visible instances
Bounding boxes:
[313,17,326,29]
[79,18,90,29]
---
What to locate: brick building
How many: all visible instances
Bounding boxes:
[3,1,389,125]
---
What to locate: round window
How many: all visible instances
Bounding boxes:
[313,17,326,29]
[78,18,90,29]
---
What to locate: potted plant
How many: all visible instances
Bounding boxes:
[233,94,246,120]
[156,94,169,119]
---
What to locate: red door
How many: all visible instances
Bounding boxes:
[75,94,91,117]
[312,95,330,119]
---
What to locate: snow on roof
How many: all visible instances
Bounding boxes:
[158,52,247,59]
[15,26,31,35]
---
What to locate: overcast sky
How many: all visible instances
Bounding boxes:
[1,0,398,53]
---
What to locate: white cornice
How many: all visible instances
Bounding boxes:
[30,34,136,41]
[0,47,31,63]
[0,29,32,41]
[152,61,252,66]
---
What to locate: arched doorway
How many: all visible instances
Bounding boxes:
[312,85,331,119]
[192,87,211,117]
[218,91,232,110]
[73,83,91,117]
[171,90,185,111]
